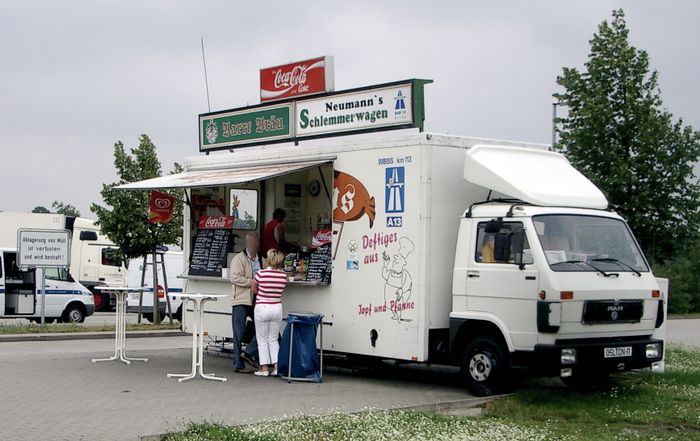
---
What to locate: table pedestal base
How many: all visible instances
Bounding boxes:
[167,296,226,382]
[92,291,148,365]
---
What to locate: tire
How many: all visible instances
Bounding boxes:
[174,305,183,322]
[142,313,153,323]
[93,292,111,311]
[460,336,511,397]
[61,304,86,323]
[562,371,611,391]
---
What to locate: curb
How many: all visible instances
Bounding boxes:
[138,395,503,441]
[391,395,503,413]
[0,330,186,342]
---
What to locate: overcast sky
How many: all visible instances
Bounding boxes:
[1,1,698,217]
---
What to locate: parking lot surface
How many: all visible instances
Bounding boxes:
[0,336,470,441]
[0,318,696,440]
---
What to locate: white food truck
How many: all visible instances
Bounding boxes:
[118,131,666,396]
[0,213,127,310]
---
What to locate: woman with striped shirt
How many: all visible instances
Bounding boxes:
[251,248,287,376]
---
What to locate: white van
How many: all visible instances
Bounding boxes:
[0,248,95,323]
[125,251,184,322]
[0,213,127,311]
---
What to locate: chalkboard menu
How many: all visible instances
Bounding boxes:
[188,228,233,277]
[305,245,332,285]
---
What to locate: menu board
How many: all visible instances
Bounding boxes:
[305,245,332,285]
[188,228,233,277]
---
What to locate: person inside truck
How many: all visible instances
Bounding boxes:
[262,208,297,256]
[229,232,262,373]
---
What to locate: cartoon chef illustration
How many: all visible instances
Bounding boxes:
[382,237,414,321]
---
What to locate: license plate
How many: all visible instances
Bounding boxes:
[604,346,632,358]
[128,293,139,301]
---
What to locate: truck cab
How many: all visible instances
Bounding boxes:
[0,248,95,323]
[449,145,665,395]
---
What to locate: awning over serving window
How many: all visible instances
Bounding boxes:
[115,159,333,190]
[464,144,608,209]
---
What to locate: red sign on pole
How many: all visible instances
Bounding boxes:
[260,56,334,102]
[198,216,234,230]
[148,191,176,224]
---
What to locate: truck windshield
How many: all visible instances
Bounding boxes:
[533,214,649,273]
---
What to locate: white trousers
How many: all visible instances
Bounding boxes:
[254,303,283,366]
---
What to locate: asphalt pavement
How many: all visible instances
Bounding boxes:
[0,317,696,441]
[0,336,471,441]
[666,318,700,347]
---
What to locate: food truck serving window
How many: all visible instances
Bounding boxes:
[186,161,334,285]
[114,158,335,285]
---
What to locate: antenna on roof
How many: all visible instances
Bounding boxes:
[200,37,212,113]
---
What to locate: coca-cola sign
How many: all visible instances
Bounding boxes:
[260,56,334,102]
[198,216,234,230]
[312,229,333,247]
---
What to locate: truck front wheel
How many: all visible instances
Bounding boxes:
[61,304,86,323]
[461,336,511,397]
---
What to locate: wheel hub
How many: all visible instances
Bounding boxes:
[469,352,492,382]
[69,310,81,322]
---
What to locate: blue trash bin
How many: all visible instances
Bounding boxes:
[278,312,324,382]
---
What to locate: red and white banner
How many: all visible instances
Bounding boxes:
[260,56,334,102]
[148,191,175,224]
[198,215,234,230]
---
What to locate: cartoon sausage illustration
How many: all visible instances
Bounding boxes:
[333,170,376,228]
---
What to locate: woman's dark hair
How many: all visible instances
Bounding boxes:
[273,208,286,220]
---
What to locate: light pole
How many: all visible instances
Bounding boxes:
[551,102,568,150]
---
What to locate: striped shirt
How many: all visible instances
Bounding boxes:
[254,267,287,305]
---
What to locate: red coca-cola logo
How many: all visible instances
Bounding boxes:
[312,229,332,247]
[260,56,333,102]
[198,216,234,229]
[274,65,310,89]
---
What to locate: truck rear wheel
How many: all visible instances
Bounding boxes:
[461,336,511,397]
[93,291,111,311]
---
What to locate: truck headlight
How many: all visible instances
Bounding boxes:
[561,348,577,365]
[646,343,661,359]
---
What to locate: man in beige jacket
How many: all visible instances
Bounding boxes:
[230,232,261,371]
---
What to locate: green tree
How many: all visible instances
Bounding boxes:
[554,9,700,264]
[91,134,183,259]
[31,206,50,214]
[91,135,183,322]
[51,201,81,217]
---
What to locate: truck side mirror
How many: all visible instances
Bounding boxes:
[493,233,511,262]
[484,218,503,234]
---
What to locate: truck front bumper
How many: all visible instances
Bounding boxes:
[533,337,663,378]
